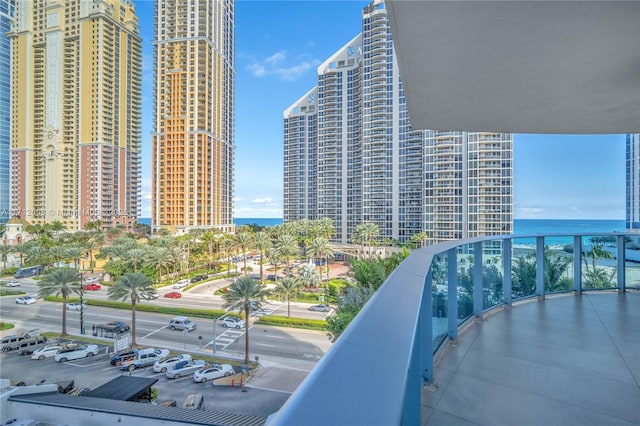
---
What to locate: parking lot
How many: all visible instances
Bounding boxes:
[0,343,290,417]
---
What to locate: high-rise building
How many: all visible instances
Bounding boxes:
[152,0,235,234]
[283,0,513,245]
[0,0,13,224]
[627,133,640,232]
[9,0,142,230]
[283,87,318,223]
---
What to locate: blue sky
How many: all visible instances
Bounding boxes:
[133,0,626,220]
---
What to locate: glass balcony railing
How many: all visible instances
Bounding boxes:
[266,232,637,425]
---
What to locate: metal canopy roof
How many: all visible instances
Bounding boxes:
[86,376,158,401]
[385,1,640,134]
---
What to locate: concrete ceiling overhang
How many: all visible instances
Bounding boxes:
[385,1,640,134]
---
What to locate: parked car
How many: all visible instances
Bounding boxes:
[32,343,76,360]
[54,344,99,362]
[173,279,189,289]
[168,316,196,332]
[16,296,37,305]
[67,302,87,311]
[110,349,139,366]
[165,360,208,379]
[84,277,100,284]
[220,317,245,329]
[6,280,20,287]
[266,275,277,281]
[153,353,192,373]
[164,291,182,299]
[82,283,101,291]
[120,348,170,371]
[309,304,331,312]
[17,337,49,355]
[193,364,234,383]
[1,335,25,351]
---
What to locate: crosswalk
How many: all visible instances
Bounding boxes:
[204,302,281,351]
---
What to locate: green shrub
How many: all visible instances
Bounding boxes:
[0,289,25,296]
[1,267,18,277]
[43,296,228,319]
[255,315,326,330]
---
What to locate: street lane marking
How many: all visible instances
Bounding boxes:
[143,325,168,338]
[255,343,275,347]
[264,334,285,339]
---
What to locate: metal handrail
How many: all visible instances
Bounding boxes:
[267,232,635,425]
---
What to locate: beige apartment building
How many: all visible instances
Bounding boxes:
[9,0,142,230]
[152,0,235,234]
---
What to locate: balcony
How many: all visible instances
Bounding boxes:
[268,233,639,425]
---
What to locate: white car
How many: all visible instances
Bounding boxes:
[16,296,37,305]
[6,280,20,287]
[54,344,99,362]
[31,344,71,360]
[193,364,234,383]
[221,317,245,329]
[152,353,192,373]
[66,303,87,311]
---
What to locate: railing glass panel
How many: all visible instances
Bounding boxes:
[582,235,618,290]
[511,238,537,299]
[544,235,574,294]
[482,240,504,309]
[431,252,448,348]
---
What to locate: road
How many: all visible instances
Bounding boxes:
[1,277,332,369]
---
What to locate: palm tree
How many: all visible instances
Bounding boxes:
[0,244,13,270]
[38,268,81,336]
[107,272,155,347]
[308,237,334,281]
[127,247,147,273]
[222,236,235,273]
[65,245,85,270]
[25,244,50,268]
[354,223,380,259]
[145,246,173,283]
[276,234,299,273]
[298,263,321,288]
[235,232,252,275]
[276,277,301,318]
[410,231,428,249]
[49,245,68,268]
[252,232,271,283]
[222,276,270,364]
[83,239,99,272]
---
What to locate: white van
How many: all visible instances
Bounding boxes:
[173,279,189,289]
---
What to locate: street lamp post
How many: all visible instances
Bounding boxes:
[79,272,85,334]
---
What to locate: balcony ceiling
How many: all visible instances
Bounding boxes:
[385,1,640,134]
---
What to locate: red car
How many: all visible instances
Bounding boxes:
[82,283,101,291]
[164,291,182,299]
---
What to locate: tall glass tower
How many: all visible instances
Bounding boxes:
[283,0,514,245]
[0,0,13,224]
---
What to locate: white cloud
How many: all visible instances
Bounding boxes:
[246,51,320,81]
[248,63,266,77]
[264,51,286,64]
[234,197,243,202]
[252,197,273,204]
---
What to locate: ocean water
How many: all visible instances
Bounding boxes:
[136,217,284,227]
[513,219,626,246]
[136,218,625,243]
